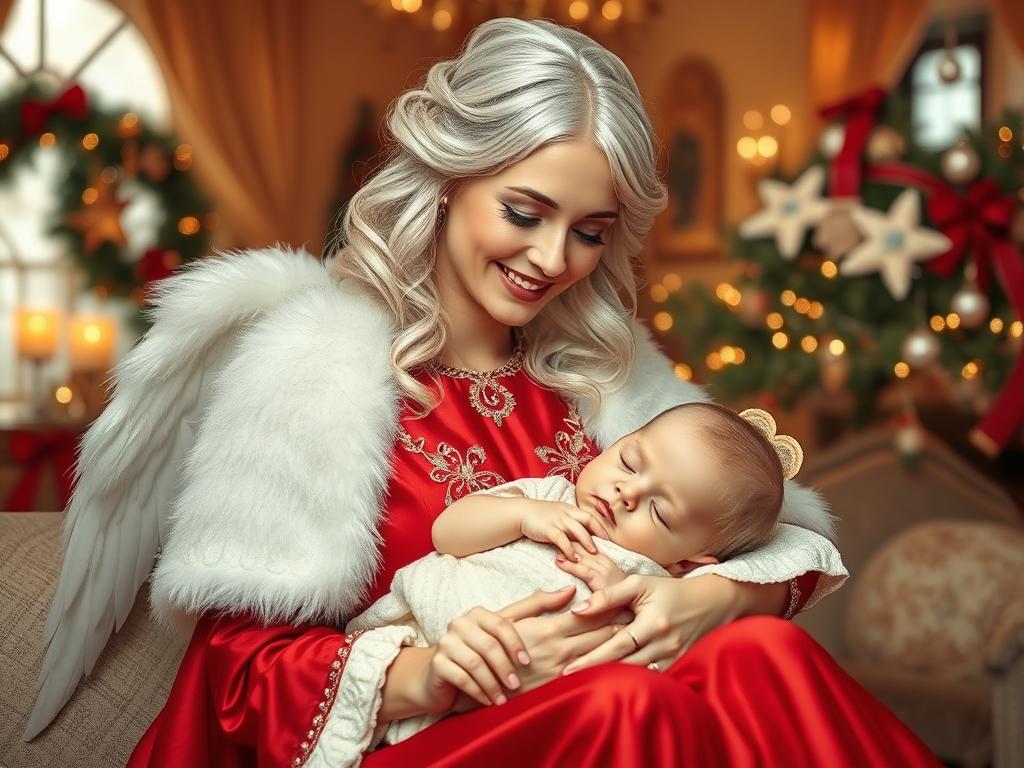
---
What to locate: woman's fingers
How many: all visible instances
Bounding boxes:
[475,610,531,675]
[571,574,645,616]
[562,623,645,675]
[438,627,508,705]
[560,621,625,663]
[498,585,576,623]
[432,653,492,708]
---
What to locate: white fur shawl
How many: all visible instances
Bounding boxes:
[148,246,836,627]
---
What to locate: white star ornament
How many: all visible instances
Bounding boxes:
[840,188,952,300]
[739,165,830,259]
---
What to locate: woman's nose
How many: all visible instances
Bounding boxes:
[527,238,567,279]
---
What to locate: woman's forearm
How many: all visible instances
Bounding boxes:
[378,646,437,721]
[732,578,790,618]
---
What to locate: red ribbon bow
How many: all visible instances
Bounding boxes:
[3,429,80,512]
[865,161,1024,456]
[818,86,887,197]
[20,84,89,137]
[925,179,1017,293]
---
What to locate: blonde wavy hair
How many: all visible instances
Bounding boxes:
[325,17,668,415]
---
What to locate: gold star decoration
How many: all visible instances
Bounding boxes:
[65,172,128,253]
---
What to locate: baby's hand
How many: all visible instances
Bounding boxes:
[519,500,611,561]
[555,542,628,591]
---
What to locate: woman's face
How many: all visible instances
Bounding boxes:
[434,140,620,330]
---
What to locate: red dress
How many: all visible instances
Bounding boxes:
[128,362,939,767]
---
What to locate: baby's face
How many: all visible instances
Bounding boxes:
[575,411,721,572]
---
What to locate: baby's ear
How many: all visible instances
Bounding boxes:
[667,554,720,576]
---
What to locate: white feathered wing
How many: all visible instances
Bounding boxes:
[23,244,331,741]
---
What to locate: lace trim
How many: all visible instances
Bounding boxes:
[783,576,802,620]
[292,630,366,767]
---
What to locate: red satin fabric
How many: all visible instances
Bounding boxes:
[129,367,939,766]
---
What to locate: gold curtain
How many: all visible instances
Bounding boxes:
[993,0,1024,60]
[110,0,357,251]
[809,0,931,114]
[0,0,13,33]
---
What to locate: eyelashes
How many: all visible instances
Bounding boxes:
[498,203,606,246]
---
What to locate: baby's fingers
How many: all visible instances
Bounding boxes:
[548,527,578,561]
[564,518,597,554]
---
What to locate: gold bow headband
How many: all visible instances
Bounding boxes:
[738,408,804,480]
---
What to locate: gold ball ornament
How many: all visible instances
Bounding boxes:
[901,326,941,369]
[866,126,907,162]
[950,283,990,329]
[819,123,846,159]
[738,287,770,327]
[813,200,862,259]
[941,143,981,185]
[937,52,961,84]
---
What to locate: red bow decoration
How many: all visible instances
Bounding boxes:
[925,179,1016,294]
[20,84,89,137]
[818,86,887,197]
[864,161,1024,457]
[3,430,80,513]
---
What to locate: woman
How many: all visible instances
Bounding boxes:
[30,17,938,768]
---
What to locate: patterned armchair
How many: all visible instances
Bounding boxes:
[796,428,1024,768]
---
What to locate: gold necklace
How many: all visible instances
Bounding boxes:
[428,338,525,427]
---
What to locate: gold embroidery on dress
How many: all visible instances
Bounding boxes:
[534,401,595,482]
[398,430,505,506]
[427,337,525,427]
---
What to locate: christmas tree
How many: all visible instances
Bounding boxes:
[661,87,1024,458]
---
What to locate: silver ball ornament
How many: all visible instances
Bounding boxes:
[819,123,846,160]
[941,143,981,185]
[895,423,924,461]
[937,53,961,84]
[950,283,990,329]
[901,327,941,369]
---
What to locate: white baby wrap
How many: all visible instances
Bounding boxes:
[344,476,848,746]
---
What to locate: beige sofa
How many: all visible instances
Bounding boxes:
[795,428,1024,768]
[2,427,1021,767]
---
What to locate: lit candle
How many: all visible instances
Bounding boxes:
[16,308,61,360]
[69,315,117,372]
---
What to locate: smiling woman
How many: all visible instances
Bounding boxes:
[30,16,940,768]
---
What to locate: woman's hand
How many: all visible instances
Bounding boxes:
[561,573,752,674]
[420,585,628,711]
[519,500,611,560]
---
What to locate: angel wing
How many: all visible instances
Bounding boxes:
[23,244,331,741]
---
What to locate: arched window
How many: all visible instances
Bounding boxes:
[0,0,169,405]
[898,14,986,150]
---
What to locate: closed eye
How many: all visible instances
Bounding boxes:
[499,203,606,247]
[619,451,634,473]
[652,500,669,529]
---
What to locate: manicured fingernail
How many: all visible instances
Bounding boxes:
[574,554,581,562]
[517,650,531,665]
[555,555,565,563]
[571,600,589,613]
[562,664,578,676]
[558,585,573,591]
[495,694,507,705]
[507,673,520,689]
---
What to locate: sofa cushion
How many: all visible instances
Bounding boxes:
[0,512,187,768]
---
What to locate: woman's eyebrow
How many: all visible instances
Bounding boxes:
[504,185,619,219]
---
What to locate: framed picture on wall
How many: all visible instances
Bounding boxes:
[652,58,724,261]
